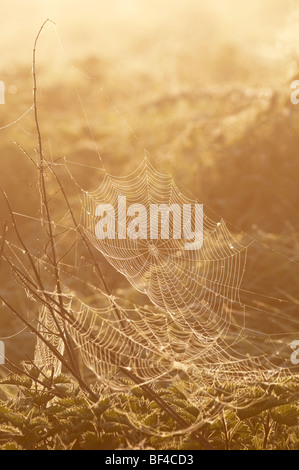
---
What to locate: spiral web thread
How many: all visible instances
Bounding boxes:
[82,157,247,341]
[0,20,295,437]
[30,157,296,425]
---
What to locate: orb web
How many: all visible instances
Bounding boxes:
[81,157,247,341]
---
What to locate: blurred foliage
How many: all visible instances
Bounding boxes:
[0,3,299,450]
[0,374,299,450]
[1,54,299,362]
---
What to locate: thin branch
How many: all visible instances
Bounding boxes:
[0,295,98,402]
[32,19,80,377]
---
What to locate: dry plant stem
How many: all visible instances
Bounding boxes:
[1,246,213,449]
[50,167,131,326]
[263,412,271,450]
[11,263,215,448]
[32,19,80,377]
[0,220,7,268]
[48,169,215,449]
[49,296,215,449]
[0,232,97,402]
[0,19,215,450]
[1,188,81,381]
[4,356,67,398]
[0,294,98,402]
[222,413,229,450]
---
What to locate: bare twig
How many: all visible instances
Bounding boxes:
[0,19,215,451]
[32,19,81,377]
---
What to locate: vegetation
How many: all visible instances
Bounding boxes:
[1,374,299,450]
[0,1,299,450]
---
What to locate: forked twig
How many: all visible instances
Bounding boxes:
[1,20,215,450]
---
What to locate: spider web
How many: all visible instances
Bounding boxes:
[32,284,290,426]
[81,157,247,342]
[30,155,292,418]
[34,301,65,376]
[0,20,297,439]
